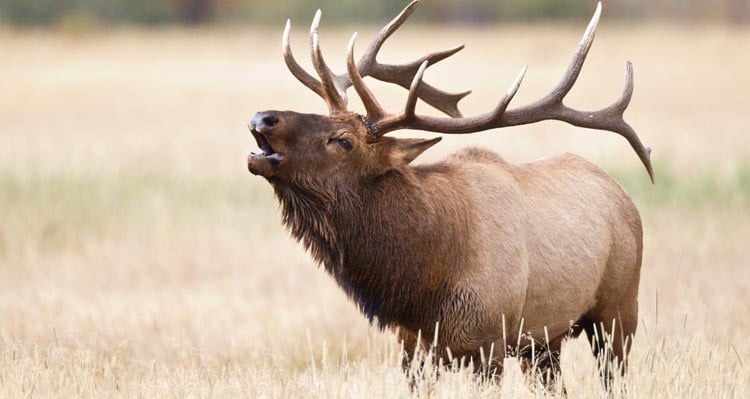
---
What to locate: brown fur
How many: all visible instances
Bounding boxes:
[247,111,642,385]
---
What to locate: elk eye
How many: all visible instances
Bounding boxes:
[328,137,352,151]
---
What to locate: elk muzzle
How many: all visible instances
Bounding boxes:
[248,111,285,177]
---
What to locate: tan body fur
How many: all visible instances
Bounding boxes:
[393,149,641,367]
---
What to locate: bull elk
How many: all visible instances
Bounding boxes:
[246,0,653,388]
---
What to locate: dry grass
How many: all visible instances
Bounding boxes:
[0,22,749,397]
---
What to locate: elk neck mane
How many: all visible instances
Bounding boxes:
[269,163,473,330]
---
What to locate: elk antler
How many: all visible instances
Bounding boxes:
[283,1,654,183]
[282,0,470,117]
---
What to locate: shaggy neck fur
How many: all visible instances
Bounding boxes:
[271,165,473,330]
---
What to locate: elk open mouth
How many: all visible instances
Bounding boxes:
[248,129,285,176]
[250,129,285,161]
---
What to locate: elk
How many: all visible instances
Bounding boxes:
[246,0,653,388]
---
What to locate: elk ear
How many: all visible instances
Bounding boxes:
[389,137,442,168]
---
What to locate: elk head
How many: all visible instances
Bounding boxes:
[247,0,654,184]
[247,109,442,182]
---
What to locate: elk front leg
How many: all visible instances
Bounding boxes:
[519,335,566,392]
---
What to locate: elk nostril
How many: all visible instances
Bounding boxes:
[251,112,280,131]
[261,114,279,128]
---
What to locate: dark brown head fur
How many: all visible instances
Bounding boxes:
[249,110,447,327]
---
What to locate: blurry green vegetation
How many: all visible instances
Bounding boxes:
[0,164,747,255]
[0,0,174,26]
[612,163,750,208]
[0,0,747,27]
[0,169,275,253]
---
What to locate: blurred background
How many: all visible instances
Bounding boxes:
[0,0,748,397]
[0,0,749,28]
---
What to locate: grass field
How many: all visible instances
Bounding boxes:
[1,21,749,397]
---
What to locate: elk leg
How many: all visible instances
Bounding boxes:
[537,349,563,389]
[583,297,638,390]
[397,328,434,390]
[520,335,565,392]
[522,349,563,390]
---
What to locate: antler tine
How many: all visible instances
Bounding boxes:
[614,61,635,113]
[310,10,348,113]
[363,51,471,118]
[601,61,655,183]
[491,65,527,121]
[406,44,465,74]
[280,1,469,117]
[332,0,470,118]
[359,0,422,66]
[355,0,463,74]
[404,60,429,119]
[371,65,527,135]
[534,1,601,106]
[347,33,386,119]
[283,19,325,98]
[367,1,654,183]
[505,66,527,103]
